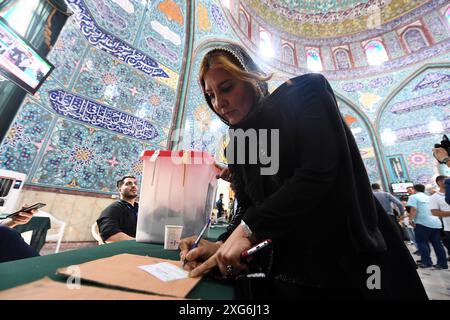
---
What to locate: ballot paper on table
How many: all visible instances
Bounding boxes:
[57,253,202,298]
[139,262,189,282]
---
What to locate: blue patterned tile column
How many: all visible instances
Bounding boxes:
[350,42,367,67]
[320,46,334,70]
[423,10,450,43]
[296,45,307,68]
[383,31,405,59]
[337,100,382,184]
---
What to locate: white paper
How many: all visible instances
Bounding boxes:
[139,262,189,282]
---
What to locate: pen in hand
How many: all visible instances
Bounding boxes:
[182,218,211,267]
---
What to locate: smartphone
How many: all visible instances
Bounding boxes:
[2,203,46,219]
[241,239,272,261]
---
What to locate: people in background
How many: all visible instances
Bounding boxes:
[406,186,416,196]
[407,184,447,269]
[228,197,235,221]
[97,176,139,243]
[429,176,450,261]
[0,205,39,263]
[371,183,405,236]
[179,43,427,300]
[432,146,450,205]
[215,193,224,219]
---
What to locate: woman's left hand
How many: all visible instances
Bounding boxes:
[7,204,36,228]
[188,223,253,278]
[215,224,252,277]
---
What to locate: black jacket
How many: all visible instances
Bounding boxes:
[217,74,427,299]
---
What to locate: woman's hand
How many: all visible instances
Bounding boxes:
[188,225,252,278]
[5,204,36,228]
[214,163,231,182]
[179,236,222,273]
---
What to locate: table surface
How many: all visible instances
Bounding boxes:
[0,235,234,300]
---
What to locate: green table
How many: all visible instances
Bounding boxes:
[14,216,50,253]
[0,240,234,300]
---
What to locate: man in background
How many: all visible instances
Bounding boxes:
[407,184,447,269]
[215,193,224,220]
[429,176,450,261]
[97,176,139,243]
[371,183,405,235]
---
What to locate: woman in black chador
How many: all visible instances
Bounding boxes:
[179,43,427,300]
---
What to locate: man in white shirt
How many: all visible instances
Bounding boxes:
[429,175,450,261]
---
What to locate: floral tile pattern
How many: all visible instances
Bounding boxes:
[32,118,154,192]
[0,101,55,174]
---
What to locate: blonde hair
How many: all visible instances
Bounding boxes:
[199,50,271,98]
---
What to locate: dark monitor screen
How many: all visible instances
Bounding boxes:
[0,17,54,95]
[391,182,414,194]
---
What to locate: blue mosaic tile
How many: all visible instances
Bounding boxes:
[136,0,186,72]
[72,47,176,130]
[47,19,88,87]
[195,0,240,47]
[337,100,382,184]
[378,67,450,185]
[0,101,55,177]
[66,0,169,78]
[32,119,157,192]
[48,89,159,141]
[423,10,450,43]
[83,0,145,43]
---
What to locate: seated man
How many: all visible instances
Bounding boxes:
[0,205,39,263]
[97,176,139,243]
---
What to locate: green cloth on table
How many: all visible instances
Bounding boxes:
[0,240,234,300]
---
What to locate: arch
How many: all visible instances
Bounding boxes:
[306,48,322,71]
[446,7,450,26]
[374,63,450,185]
[334,92,389,189]
[364,40,389,66]
[402,27,429,53]
[334,48,352,69]
[282,43,296,66]
[238,9,250,38]
[259,29,274,57]
[375,63,450,128]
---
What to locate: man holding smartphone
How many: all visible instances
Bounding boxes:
[0,204,39,263]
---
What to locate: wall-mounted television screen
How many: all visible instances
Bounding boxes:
[391,182,414,194]
[0,17,54,95]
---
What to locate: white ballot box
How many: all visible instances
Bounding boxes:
[136,150,218,244]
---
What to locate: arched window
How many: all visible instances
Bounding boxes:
[446,7,450,26]
[334,49,351,69]
[221,0,231,10]
[259,30,274,58]
[403,28,428,52]
[282,44,295,65]
[364,40,388,66]
[306,48,322,71]
[239,10,250,38]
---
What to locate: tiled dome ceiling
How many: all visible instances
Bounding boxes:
[243,0,427,38]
